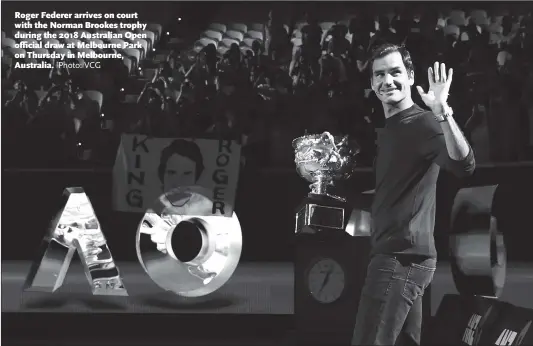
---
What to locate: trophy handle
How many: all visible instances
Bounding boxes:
[321,132,338,150]
[338,135,349,147]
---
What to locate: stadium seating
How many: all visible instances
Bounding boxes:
[1,4,532,169]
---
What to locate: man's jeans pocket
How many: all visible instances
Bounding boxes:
[365,255,436,303]
[362,255,399,299]
[399,260,436,303]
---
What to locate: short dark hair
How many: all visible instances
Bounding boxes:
[158,139,205,184]
[368,43,414,77]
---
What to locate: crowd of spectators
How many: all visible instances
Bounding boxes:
[3,5,533,170]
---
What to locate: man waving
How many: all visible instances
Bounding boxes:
[351,43,475,346]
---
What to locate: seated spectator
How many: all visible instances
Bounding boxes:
[39,78,77,111]
[225,43,244,69]
[4,80,39,125]
[203,44,218,71]
[219,44,249,90]
[246,41,269,87]
[209,69,250,139]
[152,61,180,102]
[348,24,371,75]
[132,81,170,136]
[390,9,410,40]
[320,36,350,96]
[301,12,323,53]
[185,49,215,98]
[49,57,71,88]
[323,24,351,57]
[251,40,264,60]
[99,53,129,103]
[290,43,320,90]
[58,96,103,165]
[265,9,291,63]
[368,15,400,50]
[3,80,41,166]
[156,59,178,87]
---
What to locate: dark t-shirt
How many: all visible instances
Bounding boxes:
[371,104,475,258]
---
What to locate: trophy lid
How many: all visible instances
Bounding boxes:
[292,133,360,153]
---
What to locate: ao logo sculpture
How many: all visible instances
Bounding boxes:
[24,186,243,297]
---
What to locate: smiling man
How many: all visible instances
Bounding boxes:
[351,43,476,346]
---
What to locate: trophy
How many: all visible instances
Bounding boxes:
[293,132,360,234]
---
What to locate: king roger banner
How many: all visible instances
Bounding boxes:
[112,134,241,216]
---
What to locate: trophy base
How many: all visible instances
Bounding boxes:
[295,195,348,234]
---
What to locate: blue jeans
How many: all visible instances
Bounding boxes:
[351,254,436,346]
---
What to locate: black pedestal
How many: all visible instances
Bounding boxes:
[295,232,370,345]
[478,303,533,346]
[428,294,506,346]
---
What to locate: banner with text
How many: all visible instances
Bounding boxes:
[112,134,241,216]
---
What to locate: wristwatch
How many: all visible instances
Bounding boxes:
[434,105,454,123]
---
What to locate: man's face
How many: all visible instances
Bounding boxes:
[371,51,414,105]
[163,154,197,192]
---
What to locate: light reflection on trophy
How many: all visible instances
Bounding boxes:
[293,132,360,234]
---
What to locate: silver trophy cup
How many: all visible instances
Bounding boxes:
[293,132,360,233]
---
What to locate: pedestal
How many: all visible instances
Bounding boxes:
[295,194,350,234]
[295,231,371,345]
